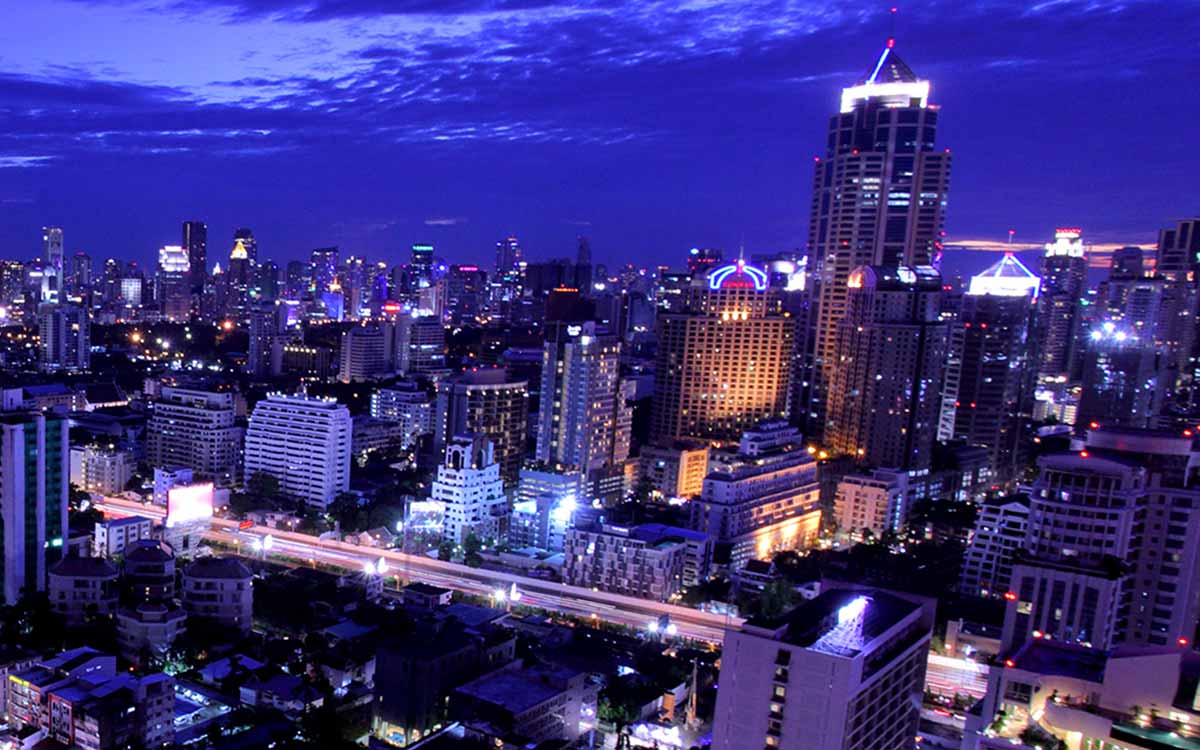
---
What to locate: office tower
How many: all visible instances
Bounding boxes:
[0,412,68,605]
[36,303,90,372]
[1111,245,1145,277]
[711,589,934,750]
[946,254,1040,480]
[284,259,306,297]
[68,251,91,293]
[1156,218,1200,408]
[1001,426,1200,653]
[535,320,631,477]
[576,235,591,268]
[411,243,434,278]
[434,369,528,484]
[690,420,821,567]
[244,394,351,510]
[1035,228,1088,379]
[825,265,947,469]
[253,259,279,301]
[389,313,447,374]
[339,325,388,383]
[651,260,793,445]
[41,226,64,302]
[1076,321,1165,429]
[245,301,289,377]
[562,523,691,601]
[686,247,722,275]
[182,220,207,295]
[494,235,523,272]
[509,467,583,552]
[807,40,951,441]
[445,264,488,325]
[225,231,253,317]
[433,433,507,546]
[310,246,338,294]
[145,385,243,485]
[958,495,1030,598]
[156,244,190,322]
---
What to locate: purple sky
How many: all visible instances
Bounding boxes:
[0,0,1195,271]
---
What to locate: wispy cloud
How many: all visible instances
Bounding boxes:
[425,216,467,226]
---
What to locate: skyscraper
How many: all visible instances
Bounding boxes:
[1035,228,1088,380]
[244,393,351,511]
[1156,218,1200,410]
[435,369,529,484]
[535,320,631,477]
[410,243,434,280]
[156,244,191,322]
[575,236,591,268]
[36,303,90,372]
[310,246,338,295]
[947,254,1040,480]
[145,385,243,486]
[825,265,947,470]
[807,39,951,440]
[182,220,207,296]
[41,227,65,303]
[651,260,793,445]
[0,411,69,605]
[494,235,522,273]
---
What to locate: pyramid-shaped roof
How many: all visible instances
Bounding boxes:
[858,43,920,85]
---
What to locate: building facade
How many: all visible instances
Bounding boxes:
[244,393,351,510]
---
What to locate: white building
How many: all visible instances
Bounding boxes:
[690,420,821,567]
[244,393,351,511]
[145,386,242,486]
[48,556,119,626]
[434,434,507,546]
[832,468,911,541]
[711,588,934,750]
[70,444,134,495]
[93,516,154,558]
[339,325,388,383]
[370,382,434,450]
[562,523,690,602]
[181,556,253,633]
[508,468,582,552]
[958,496,1030,598]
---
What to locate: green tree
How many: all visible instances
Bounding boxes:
[757,578,796,620]
[463,533,484,568]
[246,471,281,500]
[599,675,645,750]
[437,540,455,561]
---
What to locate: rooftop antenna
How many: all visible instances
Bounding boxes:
[1008,229,1016,245]
[888,6,897,48]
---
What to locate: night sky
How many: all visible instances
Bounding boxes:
[0,0,1195,271]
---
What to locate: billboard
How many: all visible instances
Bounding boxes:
[166,482,215,528]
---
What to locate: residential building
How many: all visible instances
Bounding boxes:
[244,393,351,510]
[370,381,434,451]
[711,588,934,750]
[449,663,596,747]
[340,324,388,382]
[37,302,90,372]
[145,385,242,485]
[435,369,528,484]
[833,468,911,540]
[1,411,68,605]
[562,523,689,601]
[48,556,118,626]
[434,434,507,546]
[639,440,709,500]
[70,444,134,496]
[958,496,1030,599]
[508,468,582,553]
[92,515,154,559]
[181,556,253,633]
[651,260,793,444]
[690,420,821,567]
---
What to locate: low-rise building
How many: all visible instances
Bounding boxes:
[93,515,154,558]
[181,556,253,633]
[832,469,911,541]
[639,440,709,500]
[117,603,188,663]
[70,444,135,495]
[562,523,690,602]
[450,663,596,747]
[48,556,118,626]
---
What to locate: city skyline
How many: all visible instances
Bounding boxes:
[1,1,1196,268]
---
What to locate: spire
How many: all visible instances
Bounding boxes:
[857,5,919,85]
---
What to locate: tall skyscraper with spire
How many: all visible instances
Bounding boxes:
[804,37,951,441]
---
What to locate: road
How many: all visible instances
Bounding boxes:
[95,496,738,643]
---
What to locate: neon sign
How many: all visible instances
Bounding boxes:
[707,260,768,292]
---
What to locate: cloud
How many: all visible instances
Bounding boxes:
[0,156,57,168]
[425,216,468,226]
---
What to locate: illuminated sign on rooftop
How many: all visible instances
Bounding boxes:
[707,260,768,292]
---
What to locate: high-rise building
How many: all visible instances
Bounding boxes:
[690,420,821,567]
[833,468,912,541]
[388,313,446,374]
[575,235,591,268]
[535,320,631,477]
[947,254,1040,480]
[156,244,191,322]
[339,324,388,383]
[825,265,947,469]
[1035,228,1088,380]
[310,246,338,295]
[807,40,951,440]
[1,411,68,604]
[444,264,488,326]
[41,227,64,303]
[1156,218,1200,409]
[411,243,434,279]
[1001,426,1200,653]
[435,369,528,484]
[711,589,934,750]
[182,220,207,296]
[958,495,1030,598]
[68,251,91,293]
[370,381,434,451]
[1076,322,1165,429]
[433,433,507,546]
[651,260,793,445]
[145,385,243,485]
[245,301,289,377]
[494,235,523,273]
[244,393,351,511]
[36,303,90,372]
[509,467,582,552]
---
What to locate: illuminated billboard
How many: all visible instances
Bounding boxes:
[166,482,215,528]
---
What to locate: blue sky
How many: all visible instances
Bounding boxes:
[0,0,1196,270]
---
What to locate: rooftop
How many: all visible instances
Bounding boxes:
[455,665,579,715]
[184,556,252,580]
[750,589,925,657]
[50,556,118,578]
[1007,638,1108,683]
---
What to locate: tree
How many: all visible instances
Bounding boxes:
[599,675,647,750]
[757,578,796,620]
[246,471,281,500]
[437,540,455,561]
[463,533,484,568]
[327,492,363,531]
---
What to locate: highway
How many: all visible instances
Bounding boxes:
[95,496,738,643]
